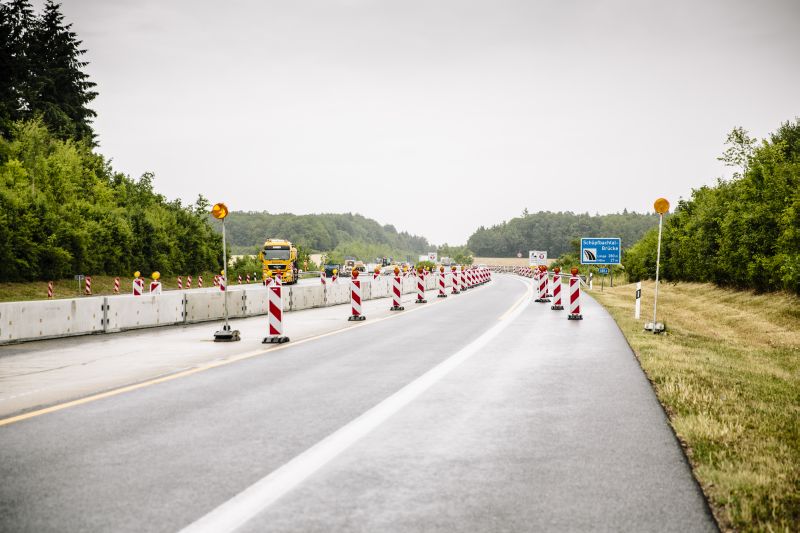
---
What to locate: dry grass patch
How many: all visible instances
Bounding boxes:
[591,281,799,532]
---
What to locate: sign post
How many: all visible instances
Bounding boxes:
[211,202,240,342]
[645,198,669,334]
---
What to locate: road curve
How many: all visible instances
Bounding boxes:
[0,274,716,532]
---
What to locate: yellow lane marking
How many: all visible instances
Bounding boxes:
[0,276,521,427]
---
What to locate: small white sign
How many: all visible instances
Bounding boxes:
[428,252,438,262]
[529,250,547,266]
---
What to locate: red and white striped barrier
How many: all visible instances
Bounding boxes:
[262,281,289,343]
[568,269,583,320]
[551,267,564,310]
[133,276,143,296]
[238,274,242,285]
[348,271,365,321]
[451,267,460,294]
[197,275,203,288]
[177,276,183,290]
[415,269,427,303]
[246,273,251,284]
[460,267,467,291]
[374,267,381,281]
[187,275,192,289]
[113,277,120,294]
[320,272,327,286]
[218,275,226,292]
[331,272,338,284]
[84,276,92,295]
[437,267,447,298]
[150,279,162,294]
[213,275,219,287]
[536,267,550,303]
[390,272,404,311]
[47,281,53,299]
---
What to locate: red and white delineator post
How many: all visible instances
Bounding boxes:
[568,267,583,320]
[213,275,219,287]
[550,267,564,310]
[415,268,427,303]
[262,278,289,343]
[437,266,447,298]
[238,274,242,285]
[331,270,338,284]
[47,281,53,298]
[113,277,120,294]
[460,267,468,291]
[390,267,404,311]
[150,277,162,294]
[535,266,550,303]
[348,269,366,321]
[187,275,192,289]
[218,275,226,292]
[177,276,183,290]
[84,276,92,295]
[132,274,144,296]
[320,271,327,286]
[246,273,251,284]
[198,275,203,288]
[451,266,460,294]
[374,267,381,281]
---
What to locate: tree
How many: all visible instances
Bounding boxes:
[718,126,756,180]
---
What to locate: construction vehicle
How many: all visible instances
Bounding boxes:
[258,239,299,284]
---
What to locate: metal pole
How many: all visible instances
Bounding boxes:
[222,217,229,329]
[652,213,664,332]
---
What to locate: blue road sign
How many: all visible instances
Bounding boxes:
[598,267,609,274]
[580,238,621,265]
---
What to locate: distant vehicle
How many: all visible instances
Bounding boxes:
[324,264,342,278]
[258,239,299,284]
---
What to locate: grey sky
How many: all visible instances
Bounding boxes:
[54,0,799,245]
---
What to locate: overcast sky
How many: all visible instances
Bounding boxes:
[52,0,799,245]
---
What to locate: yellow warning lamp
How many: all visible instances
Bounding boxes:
[352,268,359,278]
[134,271,141,278]
[425,266,431,272]
[654,198,670,215]
[394,266,400,276]
[211,203,229,220]
[570,267,579,276]
[333,269,338,275]
[374,266,381,275]
[440,266,445,273]
[451,266,457,272]
[220,270,225,276]
[554,267,560,274]
[152,271,160,280]
[417,267,424,275]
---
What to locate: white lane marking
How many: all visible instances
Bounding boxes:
[179,275,532,533]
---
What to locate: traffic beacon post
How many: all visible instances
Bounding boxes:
[212,202,240,342]
[645,198,669,334]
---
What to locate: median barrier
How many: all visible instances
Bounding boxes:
[0,297,105,343]
[105,292,184,331]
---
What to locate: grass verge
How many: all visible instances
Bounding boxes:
[591,280,799,532]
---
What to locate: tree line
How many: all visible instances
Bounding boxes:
[467,210,658,257]
[624,120,800,294]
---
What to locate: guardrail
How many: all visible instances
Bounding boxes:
[0,275,441,345]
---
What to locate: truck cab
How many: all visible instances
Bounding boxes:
[259,239,299,284]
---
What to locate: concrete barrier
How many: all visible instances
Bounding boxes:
[0,273,465,345]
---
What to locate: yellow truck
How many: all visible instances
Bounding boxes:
[258,239,299,284]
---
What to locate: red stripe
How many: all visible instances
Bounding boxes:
[352,292,361,306]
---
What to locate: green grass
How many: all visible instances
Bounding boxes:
[592,281,800,532]
[0,273,223,302]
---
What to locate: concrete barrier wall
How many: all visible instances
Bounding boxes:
[0,273,469,345]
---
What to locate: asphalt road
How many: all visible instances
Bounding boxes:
[0,274,716,532]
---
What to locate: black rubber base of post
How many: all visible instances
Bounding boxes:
[451,290,460,295]
[415,299,427,304]
[389,305,405,311]
[262,336,290,343]
[567,314,583,320]
[437,294,447,298]
[214,329,241,342]
[348,315,366,321]
[551,305,564,310]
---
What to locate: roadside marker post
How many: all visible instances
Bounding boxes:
[211,202,240,342]
[374,266,381,281]
[348,269,366,321]
[451,266,460,294]
[218,274,226,292]
[177,276,183,290]
[149,272,162,294]
[262,279,289,344]
[320,270,327,286]
[246,273,250,284]
[390,267,404,311]
[536,266,550,303]
[331,269,338,284]
[84,276,92,296]
[635,281,642,319]
[568,267,583,320]
[238,274,242,285]
[198,275,203,288]
[437,266,447,298]
[113,277,120,294]
[132,271,143,296]
[187,275,192,289]
[415,267,427,303]
[551,267,564,310]
[460,267,468,291]
[47,281,53,299]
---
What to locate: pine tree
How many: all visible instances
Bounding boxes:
[26,0,97,142]
[0,0,35,137]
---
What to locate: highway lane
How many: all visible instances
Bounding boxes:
[0,275,716,532]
